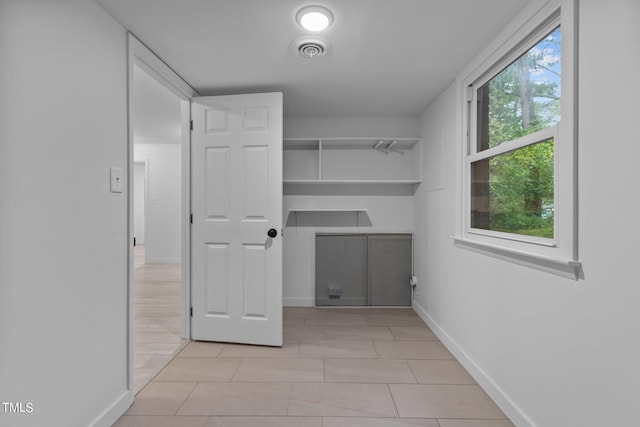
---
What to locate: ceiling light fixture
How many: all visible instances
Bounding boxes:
[296,5,334,32]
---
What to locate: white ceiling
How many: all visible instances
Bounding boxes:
[97,0,532,117]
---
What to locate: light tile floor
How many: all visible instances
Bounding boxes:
[133,245,186,393]
[115,307,514,427]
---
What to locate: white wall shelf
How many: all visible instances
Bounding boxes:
[288,209,369,213]
[286,209,369,228]
[283,137,422,194]
[284,180,422,184]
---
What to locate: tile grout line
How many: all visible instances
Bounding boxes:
[172,380,200,416]
[285,381,295,416]
[322,357,326,383]
[228,356,243,382]
[386,383,401,418]
[406,359,420,384]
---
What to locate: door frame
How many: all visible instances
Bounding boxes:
[133,160,149,248]
[126,33,198,394]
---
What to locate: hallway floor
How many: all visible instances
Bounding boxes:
[115,307,513,427]
[133,245,186,392]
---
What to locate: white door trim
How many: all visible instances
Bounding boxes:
[133,160,148,247]
[126,33,199,394]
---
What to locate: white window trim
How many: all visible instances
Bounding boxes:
[454,0,581,280]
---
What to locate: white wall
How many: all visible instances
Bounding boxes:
[283,116,420,306]
[285,115,421,139]
[134,144,181,263]
[413,1,640,426]
[0,1,130,426]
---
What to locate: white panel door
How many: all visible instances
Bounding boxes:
[191,93,283,346]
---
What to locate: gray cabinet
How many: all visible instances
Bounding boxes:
[316,234,412,306]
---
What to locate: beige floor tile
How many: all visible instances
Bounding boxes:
[324,359,416,383]
[299,340,378,358]
[177,341,226,357]
[389,326,438,341]
[116,307,514,426]
[408,360,476,384]
[125,382,197,415]
[154,357,241,382]
[284,325,327,341]
[389,384,507,419]
[135,370,154,383]
[206,416,322,427]
[233,358,324,382]
[219,342,300,358]
[323,308,411,316]
[324,326,394,341]
[134,342,187,356]
[133,321,176,333]
[366,314,426,326]
[437,420,515,427]
[323,418,440,427]
[284,313,307,326]
[177,382,292,416]
[163,316,182,329]
[138,355,179,372]
[304,313,367,326]
[375,341,453,359]
[135,355,154,369]
[134,332,183,344]
[288,383,398,417]
[113,415,208,427]
[135,354,184,392]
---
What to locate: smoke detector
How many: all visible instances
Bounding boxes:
[293,36,330,59]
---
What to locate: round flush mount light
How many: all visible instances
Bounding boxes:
[296,5,334,32]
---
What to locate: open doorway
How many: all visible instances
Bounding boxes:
[131,64,185,392]
[127,34,197,396]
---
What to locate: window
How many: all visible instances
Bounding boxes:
[471,25,560,242]
[456,1,580,279]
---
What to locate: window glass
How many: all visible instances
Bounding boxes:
[471,137,554,238]
[476,27,561,152]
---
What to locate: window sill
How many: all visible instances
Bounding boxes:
[452,237,582,280]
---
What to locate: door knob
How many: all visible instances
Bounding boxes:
[267,228,278,238]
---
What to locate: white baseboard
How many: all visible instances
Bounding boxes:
[412,300,536,427]
[89,390,133,427]
[283,297,315,307]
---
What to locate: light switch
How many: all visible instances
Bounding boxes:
[110,166,124,193]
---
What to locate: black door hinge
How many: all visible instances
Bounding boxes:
[190,213,193,224]
[190,120,193,131]
[190,307,193,317]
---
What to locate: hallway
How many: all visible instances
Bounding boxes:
[115,307,513,426]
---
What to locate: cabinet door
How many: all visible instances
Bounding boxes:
[316,235,368,306]
[368,235,412,306]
